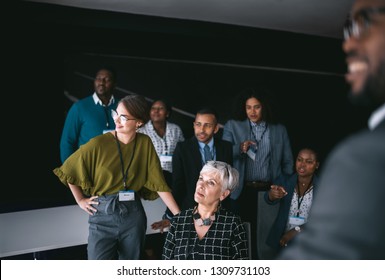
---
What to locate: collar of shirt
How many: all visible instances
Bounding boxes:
[250,120,266,128]
[368,103,385,131]
[92,92,115,106]
[198,138,214,151]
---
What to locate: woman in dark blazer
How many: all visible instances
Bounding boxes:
[264,148,319,257]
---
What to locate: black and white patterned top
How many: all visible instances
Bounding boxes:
[138,121,184,172]
[286,188,314,231]
[162,208,249,260]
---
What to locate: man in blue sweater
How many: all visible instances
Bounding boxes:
[60,67,119,162]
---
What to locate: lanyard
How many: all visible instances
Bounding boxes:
[249,122,268,149]
[153,122,169,155]
[296,178,313,217]
[152,122,168,155]
[104,106,112,128]
[163,136,169,155]
[114,131,137,189]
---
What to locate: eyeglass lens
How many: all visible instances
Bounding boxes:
[344,7,385,40]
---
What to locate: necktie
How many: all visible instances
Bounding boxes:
[204,145,212,163]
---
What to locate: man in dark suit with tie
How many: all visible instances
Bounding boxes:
[171,107,233,211]
[279,0,385,259]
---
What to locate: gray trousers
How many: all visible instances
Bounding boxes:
[87,193,147,260]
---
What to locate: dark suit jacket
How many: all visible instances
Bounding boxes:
[171,136,233,211]
[279,120,385,259]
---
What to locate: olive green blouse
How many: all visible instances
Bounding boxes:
[53,132,170,200]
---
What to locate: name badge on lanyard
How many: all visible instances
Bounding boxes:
[247,149,256,161]
[289,215,305,226]
[160,154,172,164]
[119,190,135,201]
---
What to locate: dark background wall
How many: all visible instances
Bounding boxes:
[2,2,371,213]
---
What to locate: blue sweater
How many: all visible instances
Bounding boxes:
[60,95,118,162]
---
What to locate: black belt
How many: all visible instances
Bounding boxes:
[245,181,271,191]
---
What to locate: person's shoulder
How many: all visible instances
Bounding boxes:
[166,121,182,130]
[78,94,94,103]
[137,132,152,142]
[137,122,151,134]
[334,127,385,157]
[269,123,290,136]
[216,138,232,146]
[80,133,112,150]
[312,173,321,186]
[174,209,192,220]
[224,119,246,126]
[178,136,196,146]
[269,122,287,129]
[218,208,243,222]
[71,95,94,108]
[91,132,112,143]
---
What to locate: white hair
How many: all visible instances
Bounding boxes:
[201,161,239,193]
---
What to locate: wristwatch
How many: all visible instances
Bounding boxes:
[294,226,301,233]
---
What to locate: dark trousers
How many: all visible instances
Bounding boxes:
[88,193,147,260]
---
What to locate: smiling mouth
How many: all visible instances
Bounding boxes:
[346,61,368,82]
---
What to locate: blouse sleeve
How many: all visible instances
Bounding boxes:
[138,134,172,200]
[231,217,249,260]
[53,143,94,195]
[162,222,177,260]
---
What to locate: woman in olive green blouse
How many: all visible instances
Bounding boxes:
[53,94,180,260]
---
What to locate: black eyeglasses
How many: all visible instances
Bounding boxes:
[343,6,385,41]
[111,109,137,124]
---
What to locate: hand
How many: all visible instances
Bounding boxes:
[240,140,256,153]
[151,219,170,233]
[78,196,99,215]
[269,185,288,200]
[279,228,299,247]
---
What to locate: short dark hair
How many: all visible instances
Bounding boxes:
[196,107,219,123]
[97,66,117,82]
[297,147,320,163]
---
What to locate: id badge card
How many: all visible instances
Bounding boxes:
[160,154,172,164]
[247,149,256,161]
[119,190,135,201]
[289,215,305,226]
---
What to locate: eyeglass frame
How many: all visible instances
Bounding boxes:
[111,109,137,124]
[343,6,385,41]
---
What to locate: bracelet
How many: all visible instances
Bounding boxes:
[162,213,173,222]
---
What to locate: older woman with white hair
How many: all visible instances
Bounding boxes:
[162,161,249,260]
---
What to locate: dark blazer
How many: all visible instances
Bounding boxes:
[264,173,319,250]
[171,136,233,211]
[279,120,385,259]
